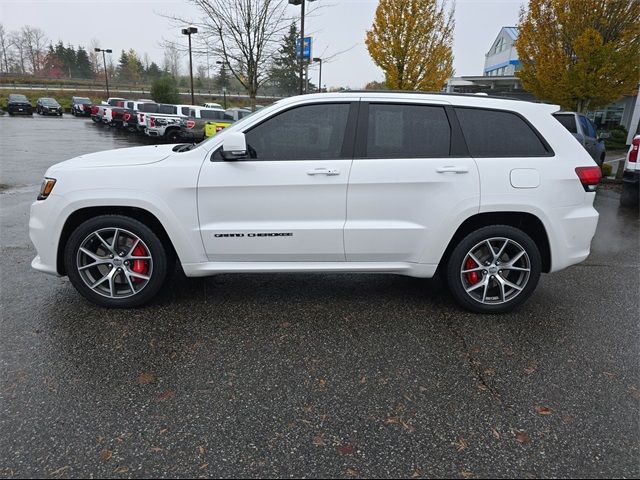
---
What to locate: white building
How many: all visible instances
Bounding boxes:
[483,27,520,77]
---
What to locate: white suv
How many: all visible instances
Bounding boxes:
[29,92,601,313]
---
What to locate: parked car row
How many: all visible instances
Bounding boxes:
[85,96,253,143]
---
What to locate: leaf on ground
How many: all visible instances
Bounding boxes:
[150,446,163,452]
[197,445,206,456]
[385,416,400,425]
[156,390,176,401]
[312,435,325,447]
[114,466,129,474]
[99,449,113,461]
[469,346,481,354]
[453,437,468,452]
[491,427,501,439]
[515,431,530,444]
[346,468,359,477]
[200,463,209,470]
[562,415,574,423]
[49,466,70,477]
[318,379,327,388]
[411,468,422,478]
[338,443,354,456]
[461,471,474,479]
[402,421,415,433]
[535,405,553,415]
[629,385,640,399]
[137,372,155,385]
[483,368,495,376]
[602,370,615,379]
[504,347,514,356]
[419,385,428,393]
[524,364,537,375]
[159,428,168,435]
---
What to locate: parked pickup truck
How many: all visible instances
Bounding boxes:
[120,100,159,132]
[90,97,126,123]
[179,108,234,142]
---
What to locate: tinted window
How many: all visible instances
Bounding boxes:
[158,104,176,114]
[365,104,451,158]
[455,107,549,157]
[139,103,158,113]
[245,103,350,160]
[181,106,190,116]
[199,109,225,120]
[9,94,28,102]
[554,114,577,133]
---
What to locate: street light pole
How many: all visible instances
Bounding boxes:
[313,57,322,93]
[182,26,198,105]
[94,48,112,97]
[290,0,316,95]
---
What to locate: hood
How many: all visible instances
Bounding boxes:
[50,144,177,171]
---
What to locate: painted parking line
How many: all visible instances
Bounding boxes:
[604,156,626,165]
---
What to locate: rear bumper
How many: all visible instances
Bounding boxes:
[622,169,640,185]
[548,201,599,273]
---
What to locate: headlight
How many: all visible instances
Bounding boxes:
[37,178,56,200]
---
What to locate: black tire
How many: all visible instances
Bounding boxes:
[165,128,182,143]
[64,215,170,308]
[446,225,542,314]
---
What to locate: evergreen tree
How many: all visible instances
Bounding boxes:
[75,47,93,79]
[150,75,180,104]
[214,62,230,91]
[145,62,162,82]
[117,50,129,82]
[268,23,301,96]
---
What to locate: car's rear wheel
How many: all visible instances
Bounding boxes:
[446,225,541,314]
[64,215,170,308]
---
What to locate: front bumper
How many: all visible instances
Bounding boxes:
[29,195,64,277]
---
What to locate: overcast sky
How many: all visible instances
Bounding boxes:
[0,0,525,88]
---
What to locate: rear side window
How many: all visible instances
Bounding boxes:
[139,103,158,113]
[158,105,176,114]
[245,103,351,160]
[554,114,577,134]
[455,107,550,157]
[200,109,225,120]
[365,104,451,158]
[181,106,190,116]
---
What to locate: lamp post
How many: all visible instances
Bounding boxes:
[216,61,228,109]
[312,57,322,93]
[181,26,198,105]
[94,48,112,97]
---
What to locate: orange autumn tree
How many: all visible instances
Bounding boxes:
[516,0,640,112]
[365,0,454,91]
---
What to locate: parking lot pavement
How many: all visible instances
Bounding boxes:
[0,115,639,478]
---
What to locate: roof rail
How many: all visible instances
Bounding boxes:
[337,90,531,102]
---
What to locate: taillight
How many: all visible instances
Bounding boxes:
[575,166,601,192]
[629,137,639,163]
[124,113,131,121]
[150,117,155,127]
[103,108,107,115]
[91,105,98,114]
[186,120,195,129]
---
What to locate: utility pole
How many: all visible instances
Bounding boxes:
[94,48,112,97]
[182,26,198,105]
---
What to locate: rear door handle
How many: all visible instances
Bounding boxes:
[436,166,469,174]
[307,168,340,176]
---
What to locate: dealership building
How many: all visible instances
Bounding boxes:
[445,27,640,144]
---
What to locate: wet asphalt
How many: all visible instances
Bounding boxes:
[0,114,639,479]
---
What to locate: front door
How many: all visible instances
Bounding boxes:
[197,102,357,262]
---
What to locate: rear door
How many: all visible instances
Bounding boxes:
[197,101,358,262]
[345,101,480,264]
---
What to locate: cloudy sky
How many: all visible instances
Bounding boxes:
[1,0,524,88]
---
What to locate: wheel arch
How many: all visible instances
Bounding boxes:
[56,206,178,276]
[438,211,551,274]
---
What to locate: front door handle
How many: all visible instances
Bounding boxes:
[307,168,340,176]
[436,166,469,174]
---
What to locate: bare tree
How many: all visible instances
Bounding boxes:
[163,0,290,109]
[9,31,26,74]
[0,24,11,73]
[163,44,181,77]
[21,26,48,74]
[89,38,101,76]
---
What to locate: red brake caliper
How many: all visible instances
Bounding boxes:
[131,244,148,283]
[465,257,480,285]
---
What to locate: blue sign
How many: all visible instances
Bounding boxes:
[296,37,312,60]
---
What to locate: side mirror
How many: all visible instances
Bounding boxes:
[221,132,248,161]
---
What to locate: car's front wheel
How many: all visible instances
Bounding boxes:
[64,215,170,308]
[446,225,541,314]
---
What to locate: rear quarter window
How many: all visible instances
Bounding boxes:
[553,114,577,134]
[455,107,551,157]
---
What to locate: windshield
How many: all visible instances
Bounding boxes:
[75,97,91,104]
[9,95,28,102]
[41,98,59,106]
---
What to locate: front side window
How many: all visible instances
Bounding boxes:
[365,103,451,158]
[244,103,351,160]
[455,107,550,157]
